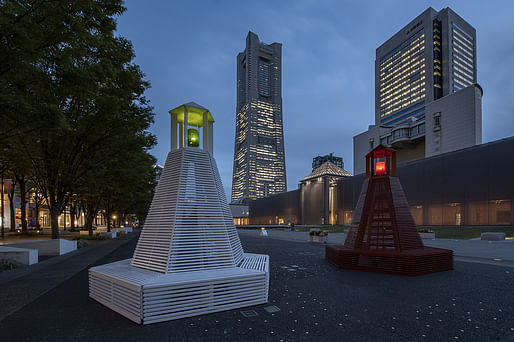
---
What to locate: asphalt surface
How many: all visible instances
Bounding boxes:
[0,234,513,341]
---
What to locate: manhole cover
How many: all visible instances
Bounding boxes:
[264,305,281,313]
[240,309,258,318]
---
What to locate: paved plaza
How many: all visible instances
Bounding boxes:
[0,230,513,341]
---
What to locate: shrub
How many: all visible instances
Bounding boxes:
[0,259,22,272]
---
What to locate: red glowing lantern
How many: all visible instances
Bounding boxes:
[375,161,386,175]
[365,145,397,178]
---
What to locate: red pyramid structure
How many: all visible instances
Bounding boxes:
[326,145,453,275]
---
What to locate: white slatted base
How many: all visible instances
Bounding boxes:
[89,253,269,325]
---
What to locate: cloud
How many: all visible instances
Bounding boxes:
[118,0,514,193]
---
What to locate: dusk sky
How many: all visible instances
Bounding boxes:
[116,0,514,197]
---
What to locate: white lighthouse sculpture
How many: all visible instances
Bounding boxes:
[89,102,269,324]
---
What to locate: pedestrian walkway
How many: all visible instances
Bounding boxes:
[0,232,139,322]
[1,233,513,341]
[237,229,514,267]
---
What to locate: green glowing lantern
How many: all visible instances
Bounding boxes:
[187,128,199,147]
[168,102,214,153]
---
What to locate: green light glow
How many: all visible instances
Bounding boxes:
[187,128,199,147]
[169,103,214,127]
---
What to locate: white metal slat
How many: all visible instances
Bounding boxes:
[89,147,269,325]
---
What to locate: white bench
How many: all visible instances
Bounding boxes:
[419,232,436,239]
[100,231,117,239]
[6,239,77,256]
[0,246,38,265]
[119,227,133,234]
[481,232,506,241]
[89,253,269,325]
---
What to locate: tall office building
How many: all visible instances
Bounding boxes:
[354,7,482,174]
[231,32,287,202]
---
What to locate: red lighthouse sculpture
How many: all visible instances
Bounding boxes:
[326,145,453,275]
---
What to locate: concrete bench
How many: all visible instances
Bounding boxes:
[481,232,506,241]
[100,231,117,239]
[0,246,38,265]
[7,239,77,256]
[419,232,436,239]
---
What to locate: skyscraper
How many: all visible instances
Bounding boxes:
[353,7,482,174]
[312,153,344,171]
[231,31,286,202]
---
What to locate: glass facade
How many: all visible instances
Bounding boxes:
[378,30,426,122]
[258,59,270,97]
[232,32,286,202]
[451,23,475,92]
[433,19,443,100]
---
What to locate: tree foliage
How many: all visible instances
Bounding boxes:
[1,0,157,238]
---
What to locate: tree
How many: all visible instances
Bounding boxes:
[77,121,156,235]
[1,0,154,239]
[14,173,28,233]
[6,179,16,232]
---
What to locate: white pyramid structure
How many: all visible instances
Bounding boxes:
[88,103,269,324]
[131,147,244,273]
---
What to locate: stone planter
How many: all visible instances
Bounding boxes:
[419,232,435,239]
[309,235,327,243]
[481,232,505,241]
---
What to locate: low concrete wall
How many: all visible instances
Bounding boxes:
[419,232,436,239]
[100,231,117,239]
[0,246,38,265]
[481,232,506,241]
[7,239,77,256]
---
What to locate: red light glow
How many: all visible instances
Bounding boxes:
[375,161,386,175]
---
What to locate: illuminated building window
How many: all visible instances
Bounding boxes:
[232,32,286,202]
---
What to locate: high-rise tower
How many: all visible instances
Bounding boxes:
[231,31,287,202]
[375,7,477,127]
[353,7,482,174]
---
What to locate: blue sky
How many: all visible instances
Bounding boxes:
[116,0,514,197]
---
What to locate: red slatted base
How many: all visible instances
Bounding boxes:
[325,244,453,276]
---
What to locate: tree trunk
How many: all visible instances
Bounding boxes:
[70,203,75,231]
[46,184,68,239]
[121,212,127,227]
[82,199,100,237]
[1,171,4,238]
[105,205,111,233]
[8,183,15,232]
[15,175,28,234]
[50,206,60,239]
[85,212,95,236]
[35,200,40,230]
